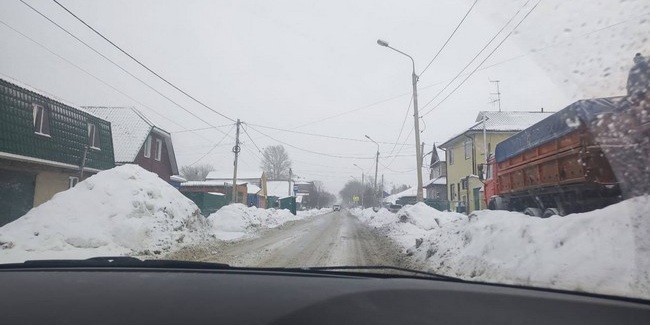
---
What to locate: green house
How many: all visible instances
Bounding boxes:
[0,78,115,226]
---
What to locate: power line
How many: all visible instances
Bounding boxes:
[189,125,235,166]
[288,92,411,130]
[0,18,204,138]
[18,0,231,135]
[171,124,235,134]
[241,123,264,154]
[420,0,479,77]
[384,126,414,168]
[0,18,233,153]
[386,95,412,158]
[419,0,533,116]
[52,0,235,122]
[244,123,405,145]
[422,0,541,117]
[245,125,376,160]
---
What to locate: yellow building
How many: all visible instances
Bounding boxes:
[439,111,552,214]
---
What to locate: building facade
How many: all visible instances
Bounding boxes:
[84,107,179,182]
[0,78,115,226]
[440,111,552,214]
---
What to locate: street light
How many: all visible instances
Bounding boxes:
[365,135,380,206]
[353,164,365,208]
[377,39,424,202]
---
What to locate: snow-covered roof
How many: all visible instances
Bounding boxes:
[383,186,417,204]
[83,107,178,174]
[440,111,554,148]
[84,107,153,162]
[181,180,248,187]
[247,184,261,194]
[470,111,554,132]
[423,176,446,187]
[267,180,293,197]
[206,171,262,181]
[170,175,187,183]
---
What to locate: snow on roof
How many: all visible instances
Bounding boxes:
[423,176,446,187]
[266,180,292,197]
[83,107,178,174]
[181,180,248,187]
[383,186,417,204]
[470,111,554,132]
[206,171,262,181]
[83,107,153,162]
[170,175,187,183]
[247,184,261,194]
[440,111,554,148]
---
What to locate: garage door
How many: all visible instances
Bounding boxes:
[0,169,36,226]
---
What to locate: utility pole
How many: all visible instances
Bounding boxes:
[288,168,292,196]
[231,119,241,204]
[483,112,488,165]
[376,39,423,202]
[413,71,424,202]
[381,174,384,204]
[361,172,365,208]
[490,79,502,112]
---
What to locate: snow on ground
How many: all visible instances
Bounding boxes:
[0,165,211,263]
[0,165,335,262]
[208,206,332,240]
[350,198,650,300]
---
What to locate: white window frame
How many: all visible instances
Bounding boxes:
[87,123,100,149]
[32,103,50,136]
[448,149,454,165]
[144,136,152,158]
[155,138,163,161]
[68,176,79,188]
[464,140,472,160]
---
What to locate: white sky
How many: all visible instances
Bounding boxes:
[1,0,648,194]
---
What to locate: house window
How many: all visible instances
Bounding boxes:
[464,140,472,160]
[155,139,163,161]
[449,149,454,165]
[32,104,50,135]
[68,176,79,188]
[144,136,152,158]
[87,123,100,149]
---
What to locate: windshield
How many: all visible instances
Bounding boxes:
[1,0,649,300]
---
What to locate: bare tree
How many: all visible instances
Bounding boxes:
[261,145,292,179]
[180,164,214,181]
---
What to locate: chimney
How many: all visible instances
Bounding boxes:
[541,107,544,112]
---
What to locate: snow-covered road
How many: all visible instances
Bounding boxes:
[169,210,413,268]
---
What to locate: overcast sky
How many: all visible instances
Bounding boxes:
[1,0,648,194]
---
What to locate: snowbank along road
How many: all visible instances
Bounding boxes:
[170,210,416,268]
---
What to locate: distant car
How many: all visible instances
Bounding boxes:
[333,205,341,211]
[388,204,402,213]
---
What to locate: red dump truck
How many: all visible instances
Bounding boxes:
[483,54,649,217]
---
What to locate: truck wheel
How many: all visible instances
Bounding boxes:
[524,207,543,217]
[542,208,560,218]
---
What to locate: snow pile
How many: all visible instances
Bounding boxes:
[0,165,211,263]
[297,208,333,218]
[208,204,302,240]
[351,199,650,300]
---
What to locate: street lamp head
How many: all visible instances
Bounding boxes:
[377,39,389,47]
[364,135,371,140]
